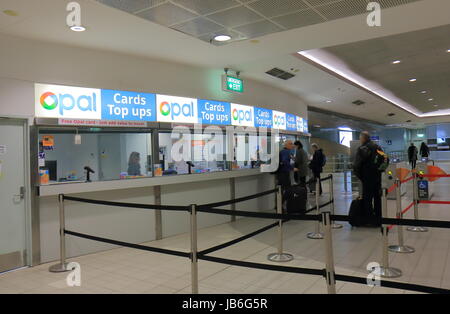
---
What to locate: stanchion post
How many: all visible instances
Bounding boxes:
[329,175,342,229]
[407,173,428,232]
[344,171,348,192]
[322,211,336,294]
[190,204,199,294]
[307,179,324,239]
[372,188,402,278]
[267,186,294,262]
[49,194,69,273]
[388,179,415,254]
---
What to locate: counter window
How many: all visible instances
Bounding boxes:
[158,127,229,175]
[38,128,152,184]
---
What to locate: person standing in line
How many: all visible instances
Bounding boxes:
[309,143,325,195]
[420,142,430,159]
[277,140,295,188]
[353,131,383,226]
[408,143,418,169]
[294,141,308,185]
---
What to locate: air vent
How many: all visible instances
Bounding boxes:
[352,100,365,106]
[266,67,296,80]
[387,113,396,117]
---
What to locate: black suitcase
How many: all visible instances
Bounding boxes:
[285,185,307,214]
[348,198,369,227]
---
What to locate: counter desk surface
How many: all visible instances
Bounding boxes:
[38,168,265,197]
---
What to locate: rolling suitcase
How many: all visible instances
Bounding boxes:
[348,198,369,227]
[285,184,307,214]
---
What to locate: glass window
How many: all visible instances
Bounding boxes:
[158,127,228,176]
[231,128,274,170]
[38,128,152,184]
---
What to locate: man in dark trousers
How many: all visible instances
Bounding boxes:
[277,140,295,188]
[408,143,418,169]
[294,141,308,185]
[353,131,382,226]
[309,143,325,195]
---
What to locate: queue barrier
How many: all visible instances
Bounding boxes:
[48,179,450,294]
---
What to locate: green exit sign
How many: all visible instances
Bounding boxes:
[223,75,244,93]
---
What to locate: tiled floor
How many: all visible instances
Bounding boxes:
[1,163,450,294]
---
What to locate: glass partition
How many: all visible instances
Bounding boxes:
[158,129,229,176]
[38,128,152,184]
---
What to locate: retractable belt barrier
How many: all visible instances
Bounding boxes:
[48,175,450,294]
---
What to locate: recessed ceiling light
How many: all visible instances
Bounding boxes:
[433,104,439,107]
[214,34,231,42]
[2,9,19,16]
[420,90,427,94]
[428,98,434,101]
[409,78,417,82]
[70,25,86,32]
[326,100,332,103]
[392,60,401,64]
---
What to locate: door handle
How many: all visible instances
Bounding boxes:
[14,186,25,200]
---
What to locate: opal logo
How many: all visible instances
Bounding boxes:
[156,95,198,123]
[232,109,252,123]
[39,91,97,115]
[160,101,171,116]
[272,111,286,130]
[273,115,285,126]
[40,92,58,110]
[35,84,102,119]
[231,104,254,127]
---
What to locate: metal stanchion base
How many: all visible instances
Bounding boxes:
[267,253,294,262]
[307,232,324,239]
[332,223,343,229]
[49,263,69,273]
[371,266,402,278]
[388,245,415,254]
[407,226,428,232]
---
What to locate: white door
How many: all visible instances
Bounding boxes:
[0,120,27,272]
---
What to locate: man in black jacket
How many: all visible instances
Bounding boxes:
[353,131,382,226]
[310,143,325,195]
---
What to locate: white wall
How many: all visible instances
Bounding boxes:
[0,32,293,264]
[0,32,308,120]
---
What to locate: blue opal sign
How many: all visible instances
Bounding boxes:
[101,89,156,121]
[197,100,231,125]
[254,107,273,128]
[286,114,297,131]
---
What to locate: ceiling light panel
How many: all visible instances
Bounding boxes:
[314,0,369,20]
[206,6,263,28]
[137,2,198,26]
[171,17,224,36]
[234,20,282,38]
[97,0,165,13]
[96,0,427,44]
[247,0,309,18]
[172,0,240,15]
[272,9,325,29]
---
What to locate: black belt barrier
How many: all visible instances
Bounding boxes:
[63,195,188,212]
[198,188,277,209]
[64,229,190,258]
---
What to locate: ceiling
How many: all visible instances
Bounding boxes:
[96,0,423,45]
[0,0,449,126]
[320,24,450,114]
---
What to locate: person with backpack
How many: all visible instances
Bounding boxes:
[309,143,325,195]
[353,131,387,226]
[408,143,418,169]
